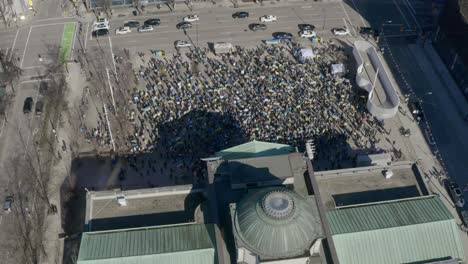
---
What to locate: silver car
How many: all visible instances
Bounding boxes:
[138,25,153,33]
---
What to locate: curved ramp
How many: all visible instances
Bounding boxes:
[353,40,400,119]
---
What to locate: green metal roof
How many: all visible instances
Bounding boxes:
[232,187,323,259]
[77,223,217,264]
[215,140,294,160]
[327,196,464,264]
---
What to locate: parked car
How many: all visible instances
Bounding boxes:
[232,11,249,19]
[445,180,465,208]
[260,15,277,22]
[183,15,199,22]
[299,30,316,38]
[176,22,192,29]
[3,196,13,213]
[93,28,109,36]
[273,32,293,40]
[249,23,267,31]
[298,24,315,31]
[359,27,380,37]
[423,128,436,145]
[23,97,33,113]
[144,18,161,26]
[115,26,131,35]
[93,18,109,28]
[460,210,468,227]
[39,81,48,95]
[409,101,425,122]
[138,25,154,33]
[35,100,44,115]
[175,40,192,48]
[332,27,350,36]
[124,20,140,28]
[96,18,109,24]
[93,22,109,31]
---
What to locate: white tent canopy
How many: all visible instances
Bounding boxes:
[331,64,345,75]
[299,48,314,60]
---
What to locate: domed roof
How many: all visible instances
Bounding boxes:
[233,187,322,259]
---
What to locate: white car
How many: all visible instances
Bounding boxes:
[260,15,277,22]
[138,25,153,33]
[175,40,192,48]
[93,22,109,31]
[94,18,109,26]
[183,15,199,22]
[116,26,131,35]
[332,28,350,36]
[299,30,316,38]
[96,18,108,24]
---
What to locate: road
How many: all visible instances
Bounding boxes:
[348,0,468,201]
[85,1,364,53]
[0,0,74,261]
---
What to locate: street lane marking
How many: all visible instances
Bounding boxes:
[108,34,118,81]
[339,1,357,36]
[392,0,411,29]
[8,29,19,60]
[20,27,32,69]
[35,16,74,22]
[31,21,71,28]
[348,0,366,25]
[402,0,422,32]
[22,65,45,69]
[21,78,52,84]
[84,22,90,50]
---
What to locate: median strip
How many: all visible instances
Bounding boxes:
[59,22,75,64]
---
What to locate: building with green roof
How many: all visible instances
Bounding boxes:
[230,186,324,262]
[77,223,217,264]
[215,140,294,160]
[327,196,464,264]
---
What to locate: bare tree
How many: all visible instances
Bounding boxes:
[0,48,22,92]
[0,0,14,27]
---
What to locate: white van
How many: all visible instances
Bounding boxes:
[213,42,233,55]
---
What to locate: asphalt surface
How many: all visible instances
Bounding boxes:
[84,1,364,53]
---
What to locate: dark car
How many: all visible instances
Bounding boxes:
[23,97,33,113]
[3,196,13,213]
[359,27,380,37]
[424,128,436,146]
[409,101,425,122]
[298,24,315,31]
[273,32,293,40]
[93,28,109,36]
[144,19,161,26]
[232,11,249,19]
[35,100,44,115]
[249,23,267,31]
[444,180,465,208]
[124,20,140,28]
[176,22,192,29]
[39,81,48,95]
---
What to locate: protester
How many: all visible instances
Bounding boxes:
[91,42,381,170]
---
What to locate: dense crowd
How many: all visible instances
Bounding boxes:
[126,42,380,165]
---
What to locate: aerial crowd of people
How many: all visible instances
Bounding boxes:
[123,41,381,168]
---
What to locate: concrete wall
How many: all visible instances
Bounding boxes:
[353,40,400,119]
